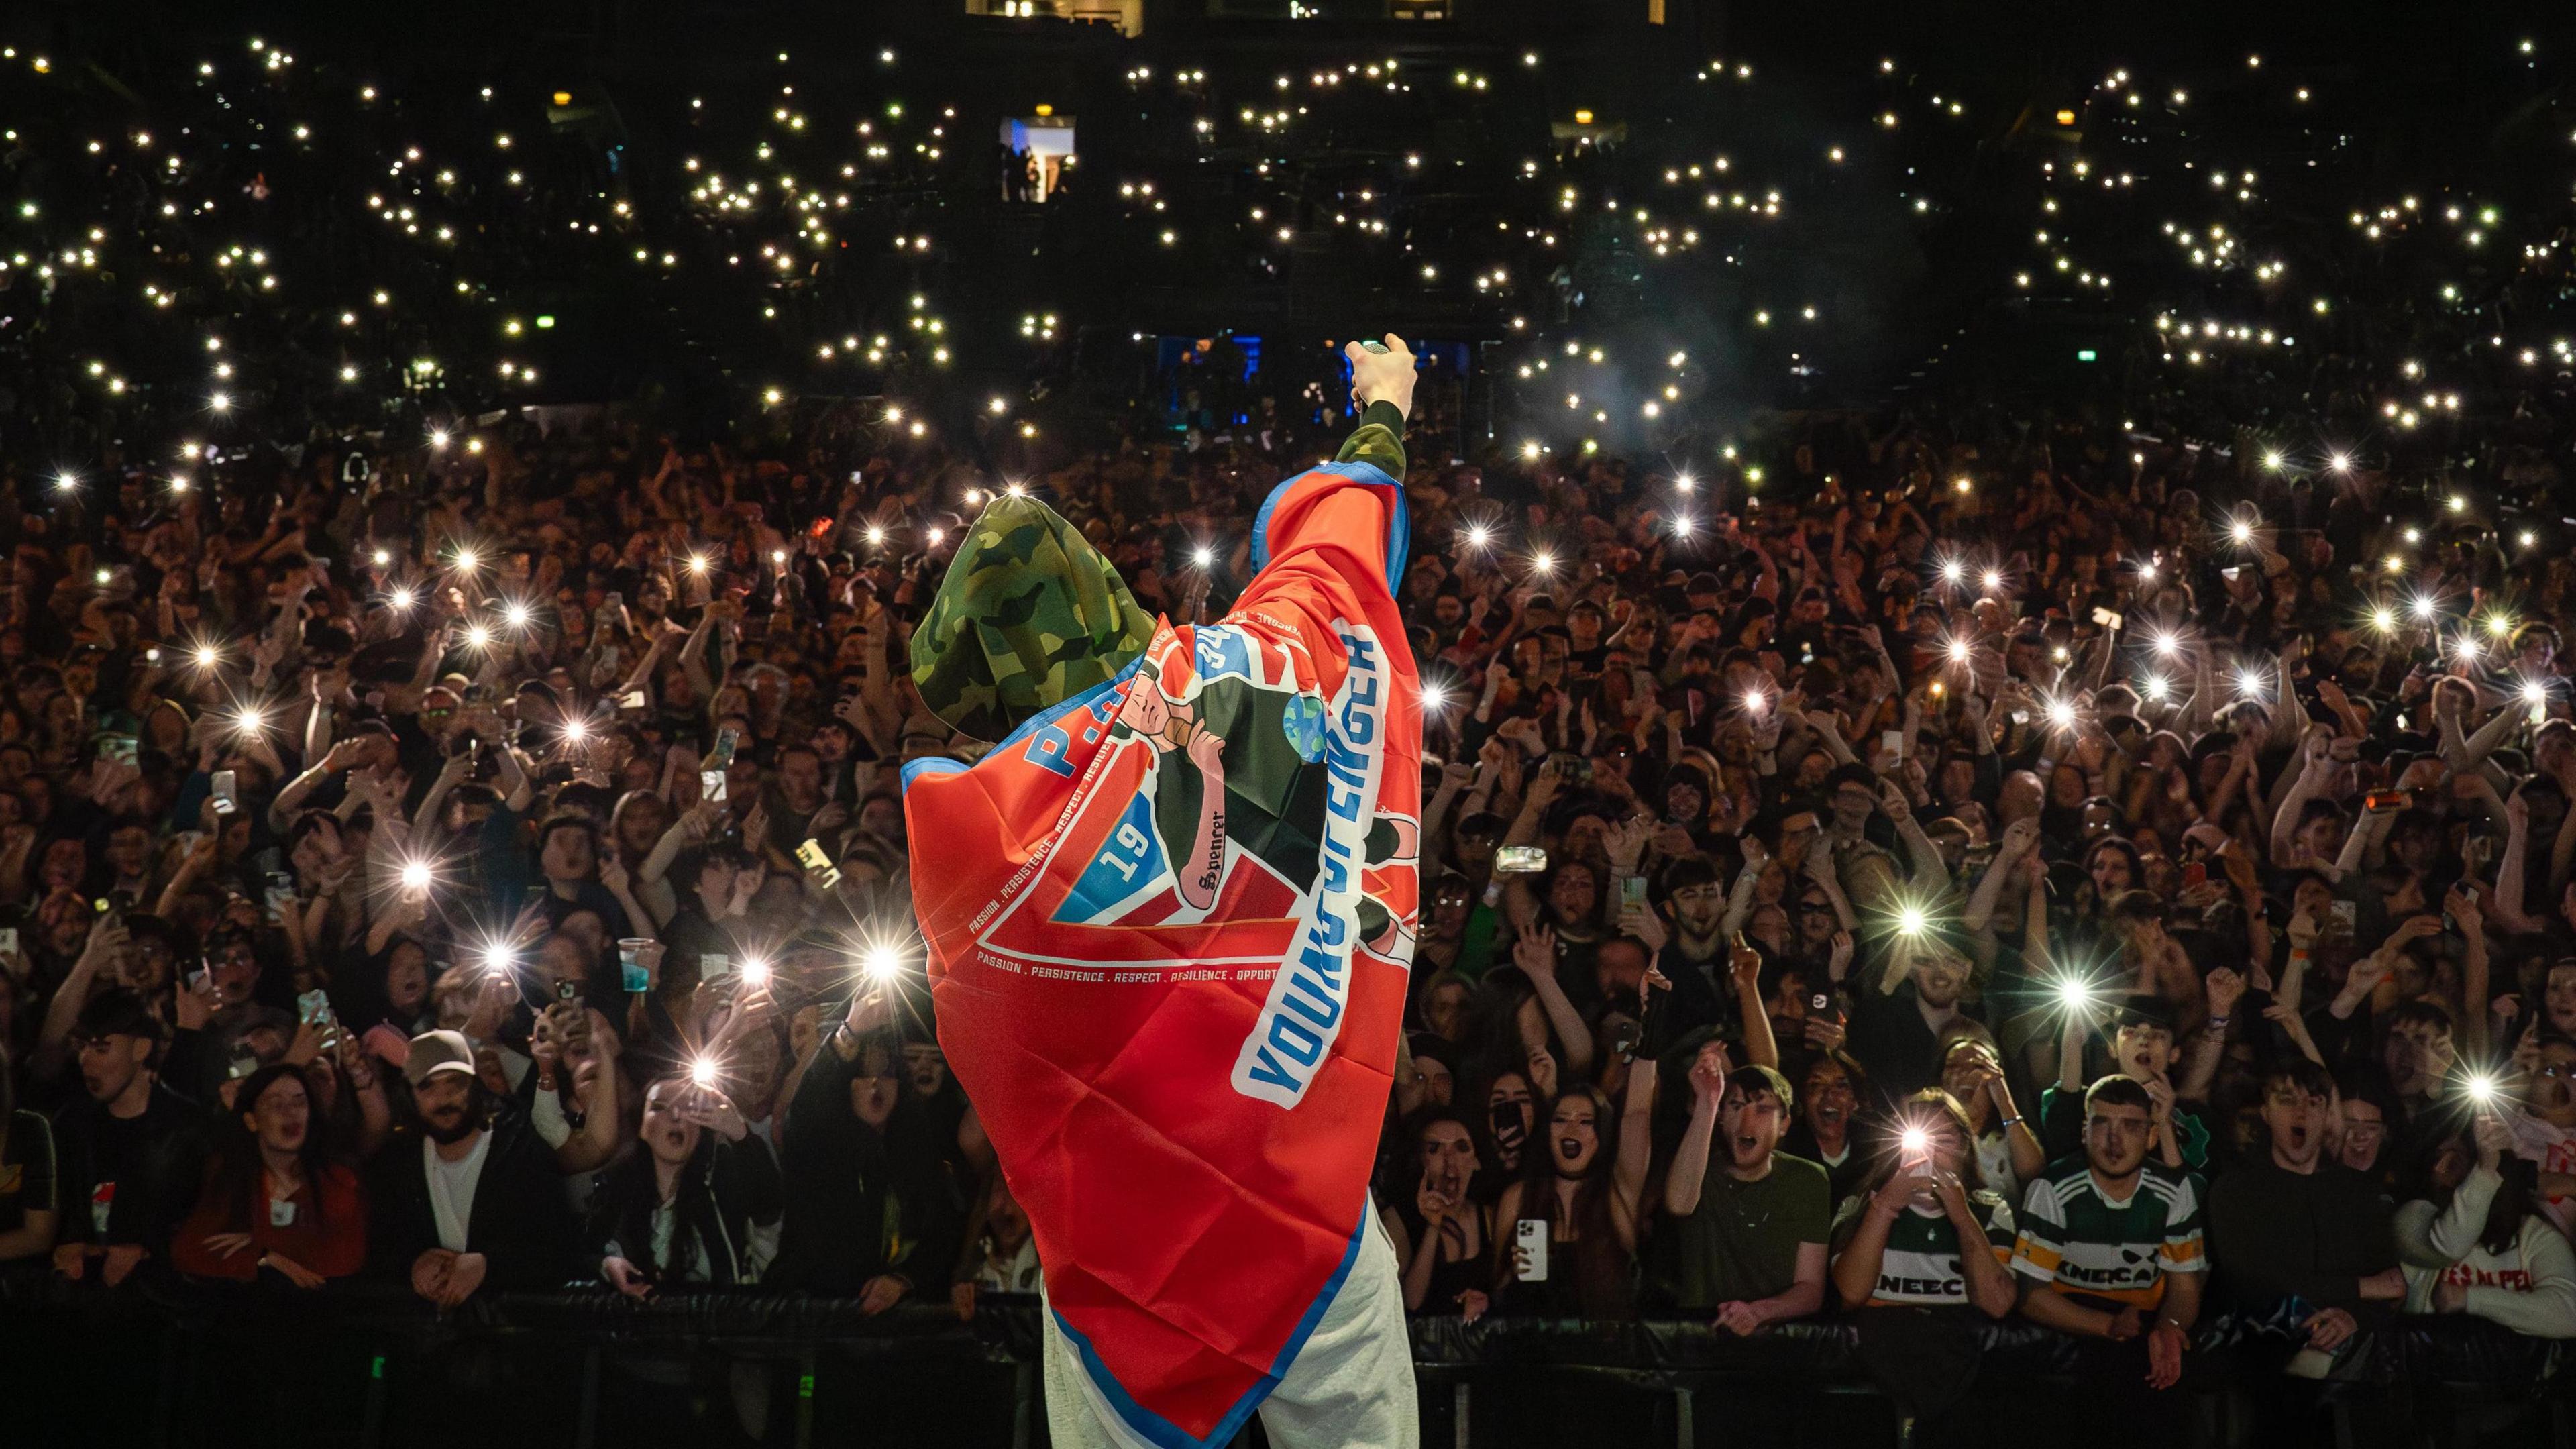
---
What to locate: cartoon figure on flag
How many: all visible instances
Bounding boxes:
[902,336,1428,1449]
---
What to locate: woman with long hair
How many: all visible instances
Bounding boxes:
[1491,1060,1659,1319]
[2396,1116,2576,1336]
[1377,1107,1495,1318]
[169,1063,366,1286]
[590,1075,784,1295]
[1828,1088,2018,1318]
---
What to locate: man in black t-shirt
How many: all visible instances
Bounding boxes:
[48,990,205,1287]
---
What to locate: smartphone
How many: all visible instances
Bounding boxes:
[1880,729,1905,760]
[2181,861,2207,891]
[1493,845,1548,874]
[796,837,843,888]
[2327,899,2358,943]
[700,953,733,987]
[0,927,18,957]
[708,724,741,771]
[211,769,239,816]
[2092,606,2123,629]
[1617,874,1648,915]
[619,688,647,710]
[1515,1218,1551,1283]
[1808,990,1845,1026]
[1544,751,1591,786]
[296,989,331,1027]
[700,768,729,804]
[521,883,551,914]
[2362,790,2412,814]
[554,976,580,1004]
[98,733,139,766]
[618,938,653,994]
[262,871,297,924]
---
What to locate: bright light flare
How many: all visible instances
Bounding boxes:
[398,859,433,896]
[690,1058,718,1088]
[1529,550,1558,576]
[862,943,904,981]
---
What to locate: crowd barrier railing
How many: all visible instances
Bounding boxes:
[0,1271,2567,1449]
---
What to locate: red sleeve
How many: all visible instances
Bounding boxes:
[168,1165,254,1281]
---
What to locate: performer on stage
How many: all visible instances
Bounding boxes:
[901,337,1426,1449]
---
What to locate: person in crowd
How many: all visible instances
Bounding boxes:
[50,989,205,1287]
[2206,1059,2404,1371]
[590,1074,783,1295]
[1828,1089,2019,1432]
[2010,1076,2207,1444]
[170,1061,368,1285]
[1660,1042,1830,1330]
[2396,1112,2576,1338]
[769,991,938,1309]
[369,1029,578,1305]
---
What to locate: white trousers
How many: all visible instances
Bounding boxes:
[1040,1201,1419,1449]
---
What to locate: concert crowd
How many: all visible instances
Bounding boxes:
[4,14,2576,1448]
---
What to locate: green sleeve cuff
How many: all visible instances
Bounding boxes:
[1335,400,1408,482]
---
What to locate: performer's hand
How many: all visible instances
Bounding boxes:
[1343,335,1418,421]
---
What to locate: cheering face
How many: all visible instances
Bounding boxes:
[640,1081,705,1167]
[1804,1061,1856,1141]
[1417,1119,1479,1200]
[1670,881,1724,939]
[2336,1098,2387,1172]
[2087,846,2134,898]
[2380,1019,2453,1097]
[1719,1083,1788,1171]
[2259,1081,2331,1170]
[2533,1044,2576,1130]
[1548,1095,1601,1177]
[902,1041,949,1098]
[1911,955,1966,1009]
[246,1074,313,1157]
[1546,865,1597,924]
[2083,1100,2153,1179]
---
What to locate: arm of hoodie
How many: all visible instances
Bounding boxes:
[1334,400,1409,482]
[2469,1218,2576,1338]
[2400,1167,2500,1268]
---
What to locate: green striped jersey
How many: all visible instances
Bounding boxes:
[2010,1157,2206,1309]
[1830,1191,2017,1308]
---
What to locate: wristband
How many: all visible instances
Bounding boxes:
[1999,1114,2023,1130]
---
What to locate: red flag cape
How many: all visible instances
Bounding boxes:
[904,462,1417,1448]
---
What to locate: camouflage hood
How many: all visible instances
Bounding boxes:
[909,494,1155,743]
